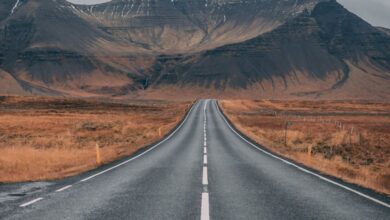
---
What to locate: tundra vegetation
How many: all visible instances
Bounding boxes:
[220,100,390,195]
[0,96,190,182]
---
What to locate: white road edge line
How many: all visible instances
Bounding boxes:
[214,100,390,209]
[80,101,199,182]
[55,185,72,192]
[20,197,43,208]
[201,192,210,220]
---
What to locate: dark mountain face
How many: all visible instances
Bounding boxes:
[378,27,390,36]
[0,0,321,95]
[312,1,390,67]
[0,1,16,22]
[1,0,111,52]
[0,0,141,93]
[148,0,390,96]
[0,0,389,99]
[149,12,345,89]
[0,1,103,74]
[74,0,320,53]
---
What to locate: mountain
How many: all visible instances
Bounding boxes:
[0,0,389,100]
[74,0,319,53]
[378,27,390,36]
[0,0,155,96]
[145,0,390,100]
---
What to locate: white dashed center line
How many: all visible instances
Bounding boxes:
[20,197,43,208]
[201,193,210,220]
[202,166,208,185]
[201,100,210,220]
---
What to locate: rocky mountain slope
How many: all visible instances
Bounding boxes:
[0,0,389,100]
[145,0,390,99]
[74,0,318,53]
[378,27,390,36]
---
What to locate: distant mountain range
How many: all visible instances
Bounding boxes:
[0,0,389,100]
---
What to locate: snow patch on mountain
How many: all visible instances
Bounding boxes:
[10,0,21,15]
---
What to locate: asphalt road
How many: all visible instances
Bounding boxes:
[0,99,389,219]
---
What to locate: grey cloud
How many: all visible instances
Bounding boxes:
[338,0,390,28]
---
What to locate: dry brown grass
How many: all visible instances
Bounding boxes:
[220,100,390,195]
[0,96,190,182]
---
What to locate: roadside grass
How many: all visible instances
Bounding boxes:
[220,100,390,195]
[0,96,190,182]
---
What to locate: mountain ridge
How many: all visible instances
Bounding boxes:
[145,1,389,95]
[73,0,320,53]
[0,0,389,100]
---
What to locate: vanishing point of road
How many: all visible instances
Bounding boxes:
[1,100,389,219]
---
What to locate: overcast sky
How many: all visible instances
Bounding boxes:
[67,0,390,28]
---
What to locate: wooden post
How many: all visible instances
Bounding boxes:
[350,126,354,145]
[96,143,101,165]
[158,127,162,137]
[284,121,288,147]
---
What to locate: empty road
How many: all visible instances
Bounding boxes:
[1,100,389,219]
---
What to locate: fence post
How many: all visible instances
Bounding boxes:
[96,143,101,165]
[284,121,289,147]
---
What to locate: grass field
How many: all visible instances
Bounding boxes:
[220,100,390,195]
[0,96,190,182]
